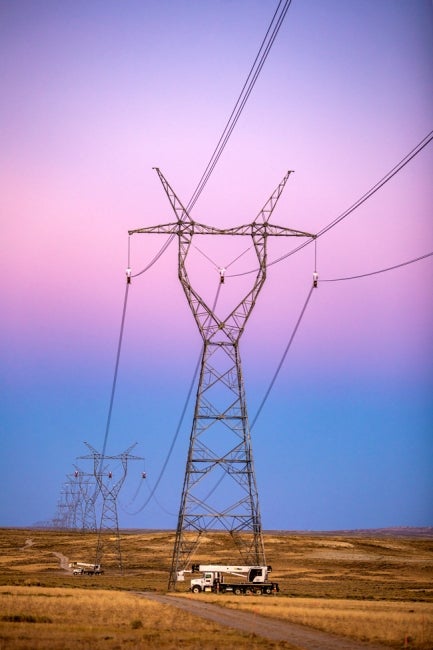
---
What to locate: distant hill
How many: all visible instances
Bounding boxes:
[26,524,433,538]
[266,527,433,538]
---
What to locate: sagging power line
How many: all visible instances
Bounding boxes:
[187,0,293,212]
[130,0,293,279]
[230,128,433,278]
[320,251,433,283]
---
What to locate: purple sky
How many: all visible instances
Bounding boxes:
[1,0,432,530]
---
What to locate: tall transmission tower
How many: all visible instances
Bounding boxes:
[129,169,314,590]
[79,442,144,572]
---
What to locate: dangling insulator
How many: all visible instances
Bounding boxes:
[219,268,226,284]
[126,267,132,284]
[74,470,79,478]
[313,272,319,288]
[108,471,112,479]
[142,472,147,479]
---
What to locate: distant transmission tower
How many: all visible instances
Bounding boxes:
[80,442,144,572]
[53,483,74,529]
[55,476,81,529]
[73,465,98,532]
[130,169,314,590]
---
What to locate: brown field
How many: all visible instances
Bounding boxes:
[0,527,432,649]
[0,586,291,650]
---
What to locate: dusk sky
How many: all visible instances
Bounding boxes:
[1,0,432,531]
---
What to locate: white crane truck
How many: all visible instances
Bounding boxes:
[69,562,103,575]
[178,564,279,595]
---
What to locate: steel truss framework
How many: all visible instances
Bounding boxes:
[54,478,80,529]
[73,465,98,532]
[80,443,143,572]
[129,169,314,590]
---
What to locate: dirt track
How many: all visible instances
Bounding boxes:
[138,592,389,650]
[52,551,70,572]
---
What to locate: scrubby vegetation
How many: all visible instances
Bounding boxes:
[0,527,432,648]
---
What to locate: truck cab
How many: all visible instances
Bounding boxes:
[248,567,265,582]
[191,570,221,592]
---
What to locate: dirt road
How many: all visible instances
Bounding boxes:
[52,551,70,572]
[138,592,389,650]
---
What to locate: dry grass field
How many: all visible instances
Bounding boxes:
[0,586,291,650]
[177,593,433,648]
[0,527,432,649]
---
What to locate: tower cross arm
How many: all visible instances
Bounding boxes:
[129,221,315,238]
[255,222,316,238]
[129,222,181,236]
[121,453,145,461]
[179,220,315,238]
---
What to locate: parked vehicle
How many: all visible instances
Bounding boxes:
[178,564,279,595]
[69,562,103,575]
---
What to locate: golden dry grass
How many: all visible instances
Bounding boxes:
[0,586,293,650]
[2,528,432,600]
[176,593,433,649]
[0,527,432,648]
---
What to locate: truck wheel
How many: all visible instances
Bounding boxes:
[254,588,262,595]
[264,587,271,594]
[234,587,242,595]
[245,588,252,595]
[191,585,201,594]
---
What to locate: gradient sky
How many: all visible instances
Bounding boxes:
[1,0,432,531]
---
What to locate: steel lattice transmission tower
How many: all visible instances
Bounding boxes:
[54,476,81,529]
[80,442,144,572]
[73,465,98,532]
[53,481,77,529]
[129,169,313,590]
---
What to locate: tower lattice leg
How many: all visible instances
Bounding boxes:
[168,340,265,590]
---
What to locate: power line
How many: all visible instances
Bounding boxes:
[250,284,315,430]
[100,2,295,480]
[202,280,316,502]
[130,127,432,282]
[320,251,433,283]
[100,281,130,463]
[315,129,433,240]
[127,282,223,515]
[110,13,432,524]
[187,0,293,212]
[131,233,175,278]
[229,128,433,277]
[127,349,201,515]
[131,1,295,277]
[104,129,433,515]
